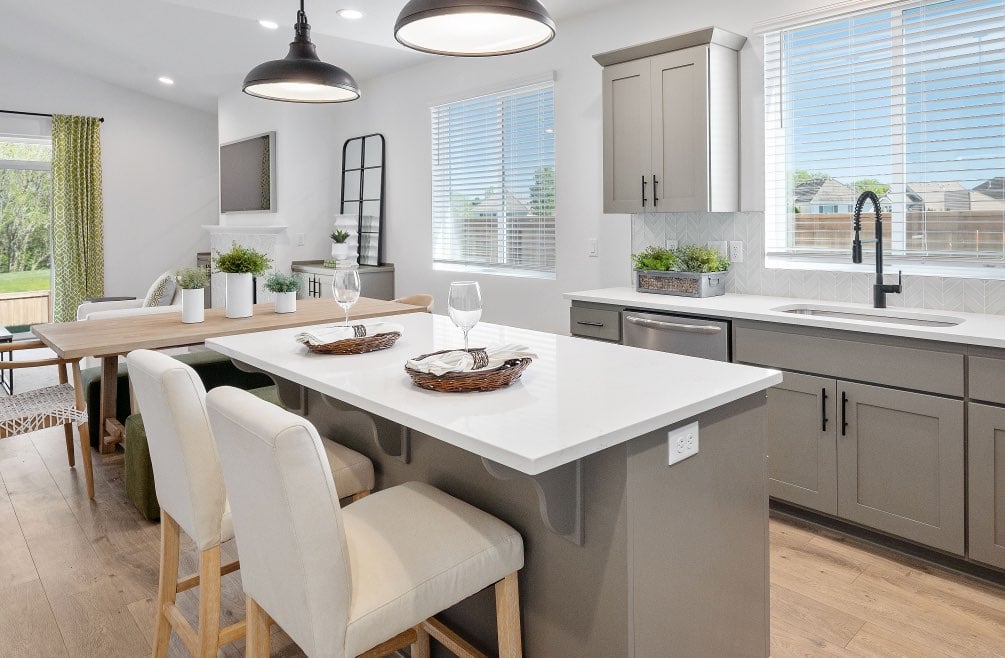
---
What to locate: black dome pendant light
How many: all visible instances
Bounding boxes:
[243,0,360,103]
[394,0,556,57]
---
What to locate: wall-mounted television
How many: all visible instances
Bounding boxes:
[220,131,276,213]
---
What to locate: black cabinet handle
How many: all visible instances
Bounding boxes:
[841,391,849,436]
[641,176,647,207]
[821,388,828,432]
[652,175,660,207]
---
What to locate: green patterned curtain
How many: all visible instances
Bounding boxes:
[51,115,104,322]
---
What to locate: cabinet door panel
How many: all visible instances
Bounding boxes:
[766,372,837,514]
[602,59,651,214]
[968,403,1005,570]
[650,47,708,212]
[837,382,964,555]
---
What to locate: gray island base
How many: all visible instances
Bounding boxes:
[302,388,768,657]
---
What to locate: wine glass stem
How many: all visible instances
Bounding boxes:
[463,329,470,352]
[344,308,350,327]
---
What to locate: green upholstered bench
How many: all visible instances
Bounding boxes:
[81,350,273,448]
[125,384,282,521]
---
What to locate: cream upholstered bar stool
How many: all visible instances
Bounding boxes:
[127,350,376,657]
[393,294,434,313]
[206,386,525,658]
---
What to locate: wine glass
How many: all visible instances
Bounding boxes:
[448,281,482,351]
[332,269,361,327]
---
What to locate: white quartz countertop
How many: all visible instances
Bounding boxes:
[206,313,781,475]
[565,288,1005,350]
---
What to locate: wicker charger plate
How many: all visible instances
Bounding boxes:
[405,348,532,393]
[303,332,401,355]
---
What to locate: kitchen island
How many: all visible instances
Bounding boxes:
[207,313,781,657]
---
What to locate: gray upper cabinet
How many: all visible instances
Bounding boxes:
[596,28,744,214]
[766,372,838,515]
[837,382,965,556]
[968,403,1005,570]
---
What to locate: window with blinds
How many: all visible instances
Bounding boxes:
[431,81,556,276]
[764,0,1005,272]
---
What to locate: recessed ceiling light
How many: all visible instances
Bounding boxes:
[258,19,279,29]
[158,76,175,85]
[337,9,364,20]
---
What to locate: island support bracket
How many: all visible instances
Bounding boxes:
[481,459,583,546]
[230,360,306,414]
[320,395,411,463]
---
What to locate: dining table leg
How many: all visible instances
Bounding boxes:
[98,355,123,454]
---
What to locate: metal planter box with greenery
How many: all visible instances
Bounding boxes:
[632,245,730,298]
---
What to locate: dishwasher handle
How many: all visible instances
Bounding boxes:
[625,316,722,335]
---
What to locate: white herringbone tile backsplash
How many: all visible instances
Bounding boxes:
[631,212,1005,316]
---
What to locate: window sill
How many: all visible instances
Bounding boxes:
[765,257,1005,281]
[433,262,556,281]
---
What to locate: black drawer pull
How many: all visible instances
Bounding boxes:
[821,388,828,432]
[576,320,605,327]
[841,391,849,436]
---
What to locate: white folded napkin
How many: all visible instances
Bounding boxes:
[295,322,404,346]
[406,344,537,376]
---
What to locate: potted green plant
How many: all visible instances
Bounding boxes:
[176,266,208,323]
[330,229,351,260]
[264,271,302,314]
[214,242,271,318]
[632,244,730,297]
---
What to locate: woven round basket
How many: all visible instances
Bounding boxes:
[404,349,532,393]
[303,332,401,355]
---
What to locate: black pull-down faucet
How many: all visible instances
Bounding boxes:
[852,190,902,309]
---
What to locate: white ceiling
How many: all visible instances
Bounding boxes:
[0,0,623,112]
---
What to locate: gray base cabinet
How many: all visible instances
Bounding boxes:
[969,403,1005,569]
[766,372,837,515]
[837,382,965,555]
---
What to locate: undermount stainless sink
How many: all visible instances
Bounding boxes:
[772,304,964,328]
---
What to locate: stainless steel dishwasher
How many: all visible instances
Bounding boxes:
[622,310,730,361]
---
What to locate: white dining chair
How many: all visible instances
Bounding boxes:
[206,386,525,658]
[127,350,376,657]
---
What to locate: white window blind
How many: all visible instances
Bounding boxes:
[764,0,1005,272]
[431,81,556,276]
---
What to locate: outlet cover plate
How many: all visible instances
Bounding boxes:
[668,421,699,466]
[729,240,744,263]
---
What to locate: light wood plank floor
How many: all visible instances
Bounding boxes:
[0,426,1002,657]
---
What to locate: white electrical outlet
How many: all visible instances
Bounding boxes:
[665,238,678,250]
[588,238,599,257]
[668,421,699,466]
[709,241,728,259]
[729,240,744,263]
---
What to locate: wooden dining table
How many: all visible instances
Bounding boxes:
[32,297,424,453]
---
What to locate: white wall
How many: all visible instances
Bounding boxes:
[0,47,219,299]
[216,0,832,333]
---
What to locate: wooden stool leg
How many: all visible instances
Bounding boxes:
[495,572,522,658]
[246,596,272,658]
[70,362,95,499]
[63,423,75,467]
[154,513,181,658]
[196,545,222,658]
[411,623,431,658]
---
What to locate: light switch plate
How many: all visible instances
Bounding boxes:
[708,241,728,259]
[668,421,699,466]
[588,238,599,257]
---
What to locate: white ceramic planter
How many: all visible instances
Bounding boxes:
[225,272,254,318]
[181,288,205,323]
[331,242,350,260]
[274,291,296,314]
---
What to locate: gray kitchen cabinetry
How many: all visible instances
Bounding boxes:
[837,382,965,555]
[969,403,1005,570]
[766,372,837,515]
[293,263,395,301]
[596,28,744,214]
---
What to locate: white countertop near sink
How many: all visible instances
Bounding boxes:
[206,312,781,475]
[565,287,1005,349]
